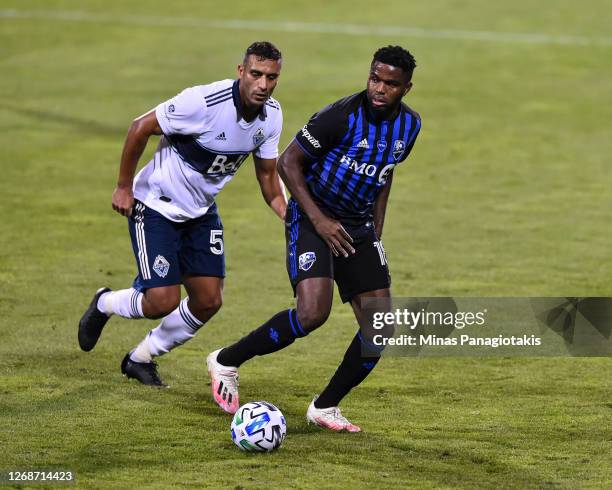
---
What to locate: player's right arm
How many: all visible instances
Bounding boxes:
[113,110,163,217]
[278,142,354,257]
[281,102,356,257]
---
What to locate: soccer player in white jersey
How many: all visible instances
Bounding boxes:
[78,42,286,387]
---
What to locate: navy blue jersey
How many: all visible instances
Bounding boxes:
[294,91,421,224]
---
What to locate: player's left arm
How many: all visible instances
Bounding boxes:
[374,113,421,237]
[253,155,287,220]
[373,172,393,239]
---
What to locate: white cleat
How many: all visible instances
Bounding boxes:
[306,396,361,432]
[206,349,239,414]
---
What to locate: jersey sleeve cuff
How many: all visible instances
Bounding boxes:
[254,150,279,159]
[293,137,318,160]
[155,103,172,135]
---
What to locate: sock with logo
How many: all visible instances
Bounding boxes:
[130,298,204,362]
[98,288,144,319]
[217,309,307,367]
[314,332,381,409]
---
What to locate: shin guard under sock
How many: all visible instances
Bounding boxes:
[315,332,381,409]
[217,309,306,367]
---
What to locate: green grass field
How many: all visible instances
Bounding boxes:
[1,1,611,488]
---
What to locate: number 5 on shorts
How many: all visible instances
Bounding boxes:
[210,230,224,255]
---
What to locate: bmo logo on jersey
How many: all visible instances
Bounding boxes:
[339,155,395,184]
[207,153,249,175]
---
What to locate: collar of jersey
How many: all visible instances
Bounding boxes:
[232,79,267,122]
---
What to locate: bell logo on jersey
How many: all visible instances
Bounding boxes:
[207,154,249,175]
[299,252,316,271]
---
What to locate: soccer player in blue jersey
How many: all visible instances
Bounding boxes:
[78,42,287,387]
[207,45,421,431]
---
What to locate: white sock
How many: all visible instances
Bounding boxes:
[130,334,153,363]
[97,288,144,319]
[132,298,204,360]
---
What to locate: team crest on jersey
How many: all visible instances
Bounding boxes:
[168,104,175,113]
[298,252,316,271]
[393,140,405,161]
[153,255,170,278]
[253,127,265,146]
[377,140,387,152]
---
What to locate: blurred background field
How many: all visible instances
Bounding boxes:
[0,1,610,488]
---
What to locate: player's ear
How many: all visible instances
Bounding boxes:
[403,82,413,96]
[237,64,244,78]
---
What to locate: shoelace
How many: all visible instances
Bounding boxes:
[322,407,350,424]
[219,370,239,390]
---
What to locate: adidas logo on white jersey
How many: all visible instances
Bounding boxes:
[357,138,369,149]
[215,132,226,140]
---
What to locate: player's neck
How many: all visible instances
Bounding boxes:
[236,81,262,122]
[240,103,260,122]
[371,106,400,122]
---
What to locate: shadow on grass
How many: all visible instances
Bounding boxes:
[1,350,594,488]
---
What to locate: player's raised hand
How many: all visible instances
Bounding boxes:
[312,215,355,257]
[112,186,135,217]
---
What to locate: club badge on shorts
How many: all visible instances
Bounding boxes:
[153,255,170,278]
[298,252,316,271]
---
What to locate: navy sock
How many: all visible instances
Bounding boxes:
[315,332,381,409]
[217,309,307,367]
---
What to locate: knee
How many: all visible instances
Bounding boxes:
[296,306,330,333]
[189,294,223,319]
[143,291,180,319]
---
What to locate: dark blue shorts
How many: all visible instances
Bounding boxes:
[285,199,391,303]
[128,200,225,291]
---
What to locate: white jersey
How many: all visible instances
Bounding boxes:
[133,79,283,221]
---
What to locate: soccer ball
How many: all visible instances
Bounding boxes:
[230,401,286,452]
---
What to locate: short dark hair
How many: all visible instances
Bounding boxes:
[243,41,282,64]
[372,45,417,80]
